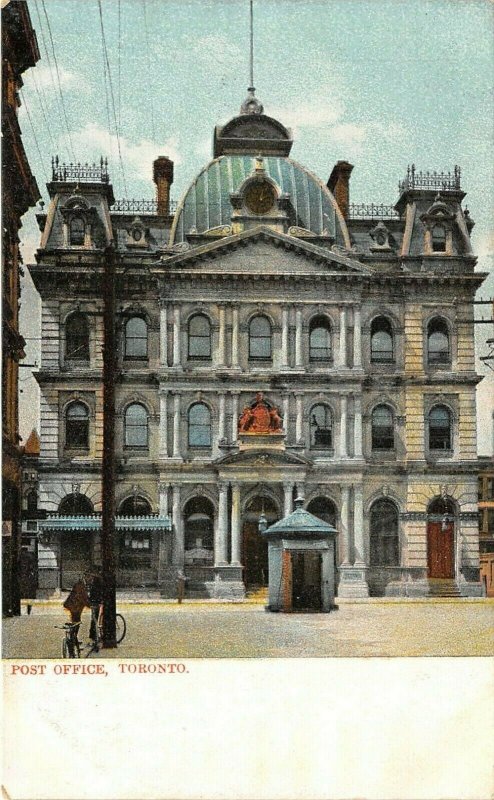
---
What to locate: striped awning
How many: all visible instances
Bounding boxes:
[39,515,171,533]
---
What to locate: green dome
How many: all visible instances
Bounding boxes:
[170,154,348,244]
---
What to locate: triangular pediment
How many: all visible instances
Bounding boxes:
[158,226,372,276]
[215,448,311,467]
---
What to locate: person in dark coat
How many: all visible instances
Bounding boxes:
[63,575,90,646]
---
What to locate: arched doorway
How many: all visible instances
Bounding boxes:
[427,496,455,578]
[59,494,94,589]
[184,497,214,565]
[242,496,279,587]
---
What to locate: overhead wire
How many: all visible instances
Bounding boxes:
[118,0,122,132]
[40,0,76,161]
[19,88,49,183]
[30,71,57,154]
[32,0,68,155]
[97,0,128,195]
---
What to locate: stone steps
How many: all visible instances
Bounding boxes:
[427,580,461,597]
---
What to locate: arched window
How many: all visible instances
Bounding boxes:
[66,312,90,360]
[428,405,452,450]
[26,490,38,513]
[310,404,333,448]
[432,225,446,252]
[371,405,394,450]
[370,499,399,566]
[59,493,93,515]
[309,317,332,361]
[249,315,272,360]
[370,317,394,363]
[118,495,151,516]
[184,497,214,564]
[65,402,89,448]
[188,403,211,447]
[124,317,148,359]
[307,497,337,528]
[188,314,211,359]
[427,318,450,365]
[124,403,149,448]
[69,216,85,246]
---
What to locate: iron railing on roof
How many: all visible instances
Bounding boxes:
[51,156,110,184]
[399,164,461,193]
[348,203,399,220]
[111,199,178,214]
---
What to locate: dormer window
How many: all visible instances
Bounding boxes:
[432,225,446,252]
[69,217,85,246]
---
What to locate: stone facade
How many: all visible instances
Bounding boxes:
[28,93,485,598]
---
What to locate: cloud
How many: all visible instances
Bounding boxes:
[187,34,243,68]
[68,123,182,185]
[27,64,92,96]
[270,97,344,132]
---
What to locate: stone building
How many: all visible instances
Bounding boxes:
[2,0,40,615]
[30,89,485,598]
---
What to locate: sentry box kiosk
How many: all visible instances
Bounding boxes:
[259,497,338,613]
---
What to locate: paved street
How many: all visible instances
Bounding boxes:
[3,598,493,658]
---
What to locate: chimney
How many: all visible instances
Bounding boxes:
[153,156,174,216]
[327,160,354,221]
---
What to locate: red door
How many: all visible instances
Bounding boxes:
[427,521,454,578]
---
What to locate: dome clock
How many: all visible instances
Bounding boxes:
[244,180,276,215]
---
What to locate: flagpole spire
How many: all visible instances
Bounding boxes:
[249,0,254,89]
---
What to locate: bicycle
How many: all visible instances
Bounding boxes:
[90,604,126,651]
[55,621,82,658]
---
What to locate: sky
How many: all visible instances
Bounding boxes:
[16,0,494,452]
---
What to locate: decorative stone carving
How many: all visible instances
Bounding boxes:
[238,393,283,434]
[369,220,392,251]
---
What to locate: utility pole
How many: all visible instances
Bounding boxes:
[101,242,117,648]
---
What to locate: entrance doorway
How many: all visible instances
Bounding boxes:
[427,497,455,578]
[242,496,279,587]
[60,532,91,590]
[292,552,322,610]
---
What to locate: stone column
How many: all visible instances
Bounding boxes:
[282,394,289,439]
[159,391,168,458]
[172,305,181,367]
[283,482,294,517]
[295,393,303,444]
[295,307,303,368]
[218,392,226,443]
[158,483,169,517]
[159,301,168,366]
[231,483,241,565]
[340,485,350,565]
[353,484,365,565]
[172,393,181,459]
[172,484,183,567]
[231,305,240,369]
[354,395,363,459]
[281,305,289,368]
[231,392,239,444]
[217,305,226,367]
[353,306,362,368]
[339,395,348,458]
[215,483,229,566]
[157,484,169,586]
[338,306,347,368]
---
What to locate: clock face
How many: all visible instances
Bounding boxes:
[244,181,276,214]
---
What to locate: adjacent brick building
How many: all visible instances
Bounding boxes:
[2,0,40,615]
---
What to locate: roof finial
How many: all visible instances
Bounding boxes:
[240,1,263,115]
